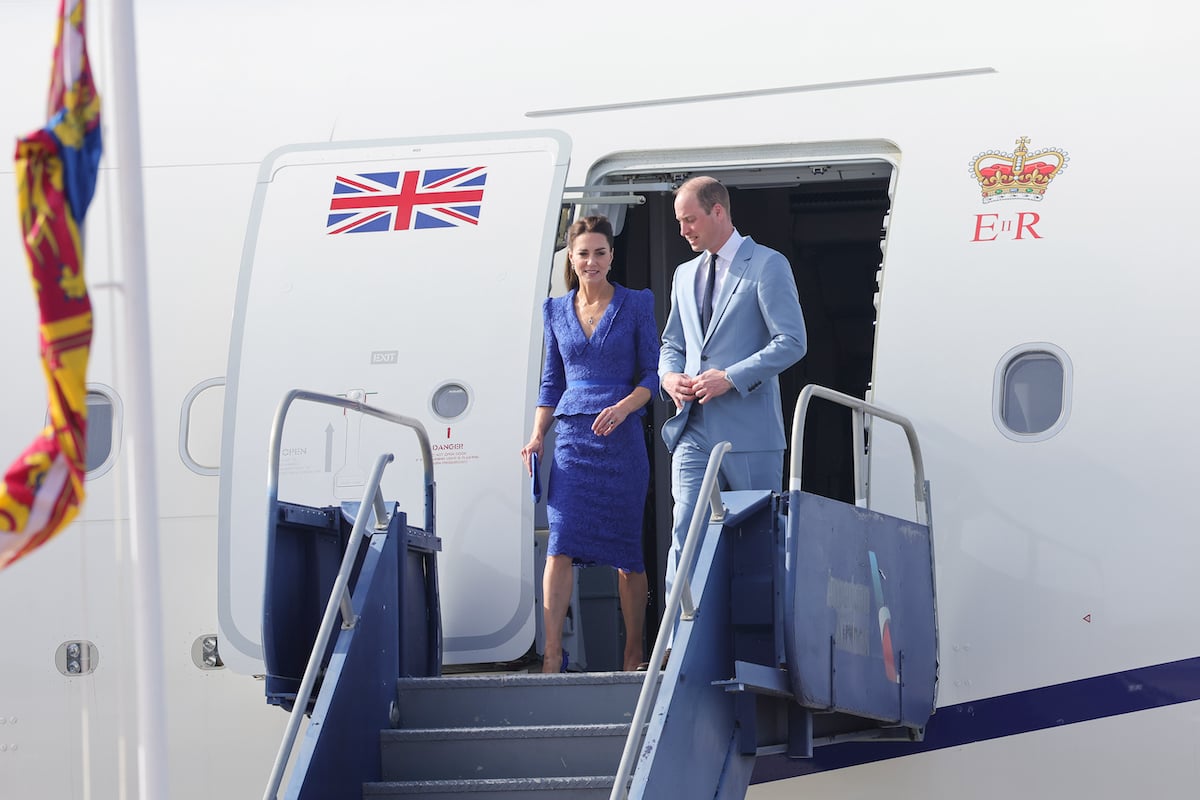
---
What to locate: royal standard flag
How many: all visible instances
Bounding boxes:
[1,0,102,569]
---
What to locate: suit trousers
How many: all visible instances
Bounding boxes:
[665,402,783,597]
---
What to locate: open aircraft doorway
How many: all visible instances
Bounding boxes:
[574,145,896,629]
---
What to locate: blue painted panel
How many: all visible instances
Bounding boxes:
[785,491,937,729]
[632,490,776,800]
[281,507,443,799]
[289,518,401,799]
[263,503,366,711]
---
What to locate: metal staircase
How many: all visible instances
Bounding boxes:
[364,671,649,798]
[259,386,940,800]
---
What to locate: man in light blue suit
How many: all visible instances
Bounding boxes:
[659,176,807,595]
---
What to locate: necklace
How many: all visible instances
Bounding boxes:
[578,293,610,328]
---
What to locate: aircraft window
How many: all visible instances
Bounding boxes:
[993,344,1072,442]
[180,378,225,476]
[430,382,472,421]
[84,386,121,478]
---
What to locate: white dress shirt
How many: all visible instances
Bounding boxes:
[695,229,745,314]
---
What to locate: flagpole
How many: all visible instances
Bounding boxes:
[103,1,169,797]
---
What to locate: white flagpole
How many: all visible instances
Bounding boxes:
[101,1,169,797]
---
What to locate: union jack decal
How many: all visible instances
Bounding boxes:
[326,166,487,234]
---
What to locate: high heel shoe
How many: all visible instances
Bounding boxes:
[542,649,569,673]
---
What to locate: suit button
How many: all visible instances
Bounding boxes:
[700,355,709,361]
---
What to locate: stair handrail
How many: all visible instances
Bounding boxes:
[610,441,731,800]
[262,452,394,800]
[266,389,436,533]
[261,390,436,800]
[789,384,927,523]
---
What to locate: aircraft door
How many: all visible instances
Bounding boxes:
[217,131,571,672]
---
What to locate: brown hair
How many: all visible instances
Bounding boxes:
[563,215,615,291]
[675,175,732,220]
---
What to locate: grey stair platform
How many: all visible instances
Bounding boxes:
[363,775,614,798]
[394,671,648,727]
[381,723,631,780]
[365,671,653,799]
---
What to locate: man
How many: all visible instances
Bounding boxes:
[659,176,807,594]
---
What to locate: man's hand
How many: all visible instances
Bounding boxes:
[662,371,696,409]
[693,369,733,404]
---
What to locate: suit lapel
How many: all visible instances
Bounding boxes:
[679,257,705,342]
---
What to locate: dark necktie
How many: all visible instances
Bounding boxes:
[701,252,717,333]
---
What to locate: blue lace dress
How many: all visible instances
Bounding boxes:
[537,284,659,572]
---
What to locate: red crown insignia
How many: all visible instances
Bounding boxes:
[971,137,1068,202]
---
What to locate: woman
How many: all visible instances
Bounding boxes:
[521,215,658,672]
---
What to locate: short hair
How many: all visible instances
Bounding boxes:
[564,215,614,291]
[676,176,732,219]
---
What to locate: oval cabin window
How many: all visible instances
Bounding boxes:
[430,382,472,421]
[85,387,122,477]
[993,344,1072,442]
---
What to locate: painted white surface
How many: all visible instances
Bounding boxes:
[219,134,568,669]
[0,0,1195,797]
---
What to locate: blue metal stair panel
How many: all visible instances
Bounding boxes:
[784,490,937,728]
[263,502,355,710]
[287,509,443,799]
[287,523,401,800]
[630,491,776,800]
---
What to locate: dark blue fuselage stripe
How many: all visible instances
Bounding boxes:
[751,655,1200,783]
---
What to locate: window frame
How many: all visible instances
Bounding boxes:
[992,342,1073,443]
[84,383,123,478]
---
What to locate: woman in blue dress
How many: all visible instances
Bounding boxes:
[521,215,659,672]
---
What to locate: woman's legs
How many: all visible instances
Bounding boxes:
[542,554,574,672]
[618,568,648,670]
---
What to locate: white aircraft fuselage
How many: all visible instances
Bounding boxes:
[0,1,1195,797]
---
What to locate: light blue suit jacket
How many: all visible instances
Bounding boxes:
[659,236,807,453]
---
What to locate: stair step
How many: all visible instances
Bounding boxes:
[394,671,651,728]
[363,775,615,799]
[380,723,633,780]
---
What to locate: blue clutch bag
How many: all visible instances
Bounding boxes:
[530,452,542,503]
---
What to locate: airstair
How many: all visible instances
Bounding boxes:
[259,386,938,799]
[368,671,648,798]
